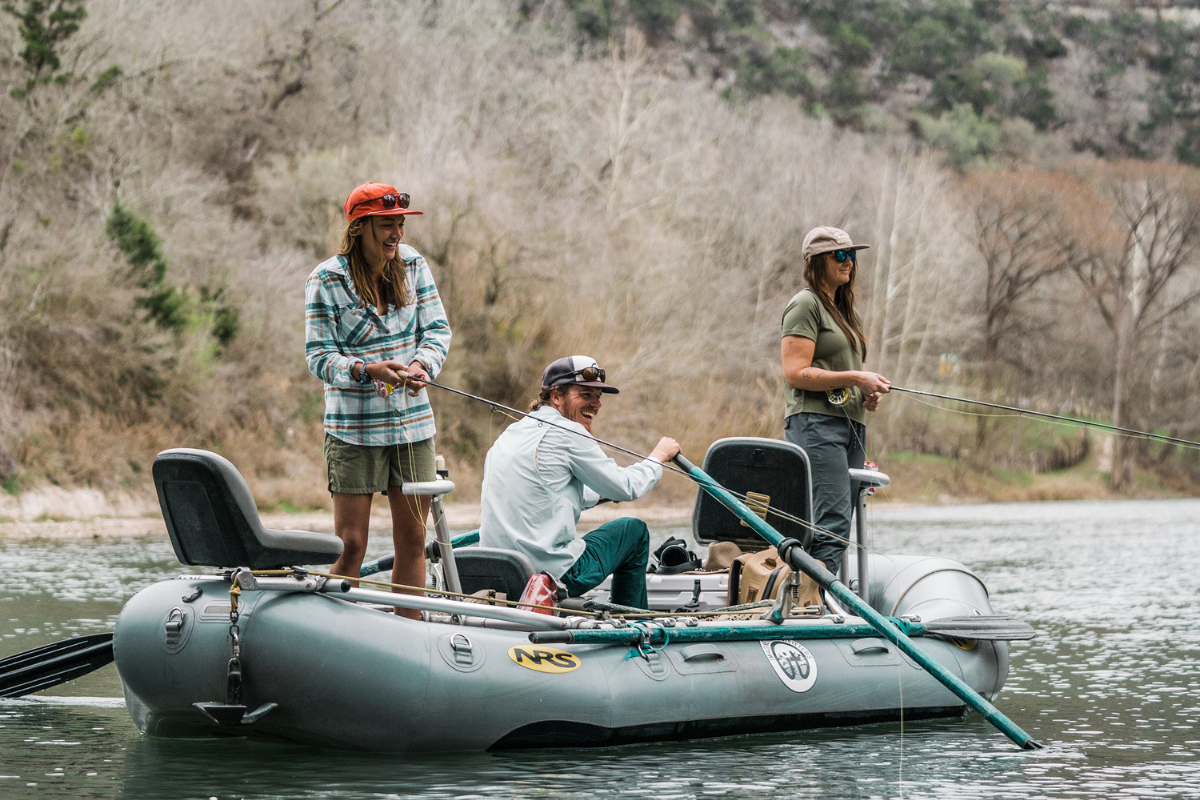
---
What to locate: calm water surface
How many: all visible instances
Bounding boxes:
[1,498,1198,799]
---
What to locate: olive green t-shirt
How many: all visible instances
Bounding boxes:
[781,288,866,424]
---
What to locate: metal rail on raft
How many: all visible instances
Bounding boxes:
[660,453,1043,751]
[242,573,571,631]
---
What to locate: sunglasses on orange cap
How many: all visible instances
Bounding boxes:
[351,191,410,215]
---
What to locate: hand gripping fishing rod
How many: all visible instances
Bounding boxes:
[892,387,1200,450]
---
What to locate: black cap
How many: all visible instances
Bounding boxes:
[541,356,619,394]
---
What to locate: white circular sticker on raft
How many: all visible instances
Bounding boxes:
[761,640,817,692]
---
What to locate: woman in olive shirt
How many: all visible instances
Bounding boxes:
[780,226,890,576]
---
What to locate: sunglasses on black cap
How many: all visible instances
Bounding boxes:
[566,366,605,384]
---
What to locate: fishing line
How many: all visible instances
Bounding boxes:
[410,376,871,553]
[892,386,1200,450]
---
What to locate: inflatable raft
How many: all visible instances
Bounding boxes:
[113,440,1027,752]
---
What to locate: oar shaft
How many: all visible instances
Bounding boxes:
[673,454,1042,750]
[531,620,923,645]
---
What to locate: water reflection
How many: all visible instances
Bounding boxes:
[0,499,1198,798]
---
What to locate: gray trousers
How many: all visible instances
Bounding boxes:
[784,413,866,577]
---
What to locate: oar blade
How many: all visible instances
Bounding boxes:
[923,616,1036,641]
[0,633,115,698]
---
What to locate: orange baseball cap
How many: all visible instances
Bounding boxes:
[344,182,424,222]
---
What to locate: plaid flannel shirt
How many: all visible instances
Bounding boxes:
[304,246,452,446]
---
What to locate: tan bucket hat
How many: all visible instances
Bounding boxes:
[701,541,744,571]
[802,226,870,260]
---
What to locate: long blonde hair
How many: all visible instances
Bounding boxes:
[804,252,868,360]
[338,218,410,312]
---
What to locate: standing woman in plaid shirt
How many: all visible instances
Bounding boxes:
[305,182,452,618]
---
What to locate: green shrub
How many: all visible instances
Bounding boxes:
[832,24,870,65]
[3,0,87,77]
[825,67,866,126]
[629,0,676,42]
[106,202,167,290]
[1175,126,1200,168]
[735,45,812,99]
[569,0,611,41]
[724,0,756,27]
[915,102,1000,166]
[88,63,121,94]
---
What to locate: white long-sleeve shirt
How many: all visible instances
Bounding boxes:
[479,406,663,579]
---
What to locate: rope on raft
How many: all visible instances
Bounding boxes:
[261,568,786,620]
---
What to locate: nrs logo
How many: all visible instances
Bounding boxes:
[507,646,581,673]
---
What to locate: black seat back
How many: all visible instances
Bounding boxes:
[153,448,343,569]
[454,548,535,598]
[692,437,814,551]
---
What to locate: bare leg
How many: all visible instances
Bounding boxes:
[388,490,431,620]
[329,492,373,587]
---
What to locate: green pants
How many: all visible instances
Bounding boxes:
[560,517,649,609]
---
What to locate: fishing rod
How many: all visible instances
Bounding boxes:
[891,386,1200,449]
[407,376,844,545]
[413,377,690,474]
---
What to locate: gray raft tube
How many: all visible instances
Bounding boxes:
[837,552,996,621]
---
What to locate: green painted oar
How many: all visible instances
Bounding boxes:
[672,453,1043,751]
[360,530,480,577]
[532,621,920,645]
[531,614,1033,645]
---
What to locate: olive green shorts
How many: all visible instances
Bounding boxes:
[324,435,436,495]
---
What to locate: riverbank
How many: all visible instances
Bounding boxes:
[2,438,1194,538]
[0,497,694,541]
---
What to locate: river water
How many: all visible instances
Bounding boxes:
[1,498,1198,799]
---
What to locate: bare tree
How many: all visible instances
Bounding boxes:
[1074,162,1200,488]
[964,169,1097,443]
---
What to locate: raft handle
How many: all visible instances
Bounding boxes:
[679,644,725,663]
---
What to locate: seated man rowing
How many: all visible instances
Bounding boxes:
[479,356,680,609]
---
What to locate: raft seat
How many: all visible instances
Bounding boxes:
[693,437,815,552]
[152,448,343,569]
[454,548,535,599]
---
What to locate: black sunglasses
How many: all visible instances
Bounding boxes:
[832,249,857,263]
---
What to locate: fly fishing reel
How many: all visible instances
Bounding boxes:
[826,388,851,406]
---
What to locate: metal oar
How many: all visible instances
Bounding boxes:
[0,633,115,698]
[892,386,1200,449]
[671,453,1044,751]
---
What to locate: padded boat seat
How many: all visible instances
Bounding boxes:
[455,548,534,598]
[692,437,815,552]
[152,448,343,569]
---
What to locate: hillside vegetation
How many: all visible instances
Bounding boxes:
[1,0,1198,509]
